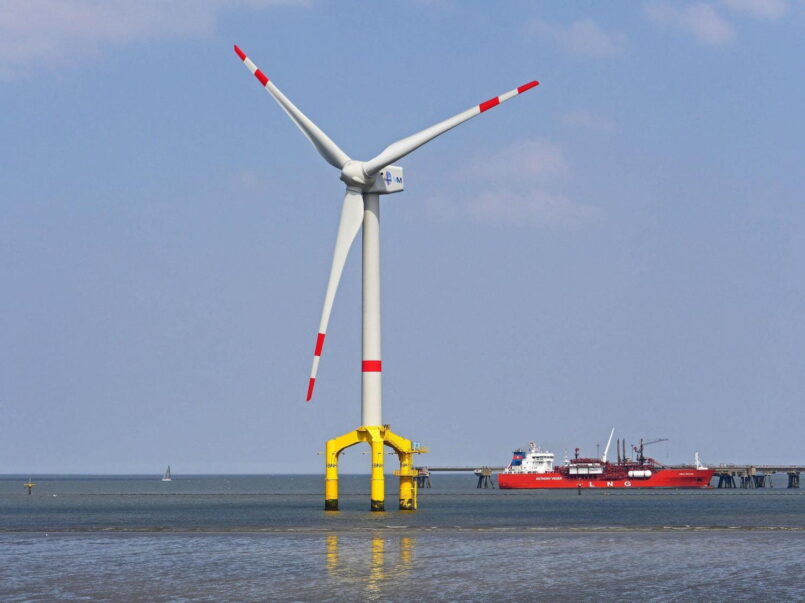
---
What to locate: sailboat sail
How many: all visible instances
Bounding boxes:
[162,466,172,481]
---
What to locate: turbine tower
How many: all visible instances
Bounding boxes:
[234,45,538,511]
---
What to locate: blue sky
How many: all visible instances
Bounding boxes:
[1,0,803,473]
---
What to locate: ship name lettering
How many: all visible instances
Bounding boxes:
[607,481,614,487]
[624,481,632,487]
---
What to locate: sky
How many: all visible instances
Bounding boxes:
[1,0,803,474]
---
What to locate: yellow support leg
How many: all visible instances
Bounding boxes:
[386,428,426,510]
[398,451,415,511]
[370,433,385,512]
[324,438,340,511]
[324,429,363,511]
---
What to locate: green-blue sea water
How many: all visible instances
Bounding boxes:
[1,474,803,601]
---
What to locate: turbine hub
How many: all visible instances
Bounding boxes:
[339,160,370,188]
[340,162,405,195]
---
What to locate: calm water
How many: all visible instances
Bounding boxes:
[1,474,804,601]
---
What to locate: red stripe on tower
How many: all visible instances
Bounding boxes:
[479,97,500,113]
[233,45,246,61]
[306,378,316,402]
[314,333,325,356]
[362,360,382,372]
[254,69,269,86]
[517,81,539,94]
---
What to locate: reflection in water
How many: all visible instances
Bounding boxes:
[325,533,338,573]
[367,536,385,596]
[324,532,416,596]
[400,536,414,569]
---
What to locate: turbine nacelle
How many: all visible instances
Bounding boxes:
[340,161,404,194]
[366,165,404,195]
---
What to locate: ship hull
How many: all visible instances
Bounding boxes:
[498,468,714,489]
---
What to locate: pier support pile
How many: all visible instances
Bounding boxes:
[715,469,802,489]
[715,473,737,488]
[415,468,431,489]
[475,467,496,488]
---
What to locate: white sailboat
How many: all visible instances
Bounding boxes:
[162,466,172,482]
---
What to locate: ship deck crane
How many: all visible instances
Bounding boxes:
[633,438,669,465]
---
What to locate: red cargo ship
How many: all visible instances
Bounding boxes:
[498,432,714,489]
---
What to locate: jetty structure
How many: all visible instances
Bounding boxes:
[712,465,802,488]
[232,46,539,511]
[414,466,503,489]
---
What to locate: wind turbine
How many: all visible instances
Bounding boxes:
[234,45,539,511]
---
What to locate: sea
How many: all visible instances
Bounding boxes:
[1,474,803,601]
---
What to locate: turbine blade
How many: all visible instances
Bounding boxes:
[234,45,351,169]
[306,188,364,401]
[362,81,539,177]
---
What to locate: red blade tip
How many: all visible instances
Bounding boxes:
[234,45,246,61]
[518,81,539,93]
[306,378,316,402]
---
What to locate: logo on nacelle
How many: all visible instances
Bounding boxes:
[368,166,403,194]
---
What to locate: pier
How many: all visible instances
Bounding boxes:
[414,466,506,489]
[711,465,803,489]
